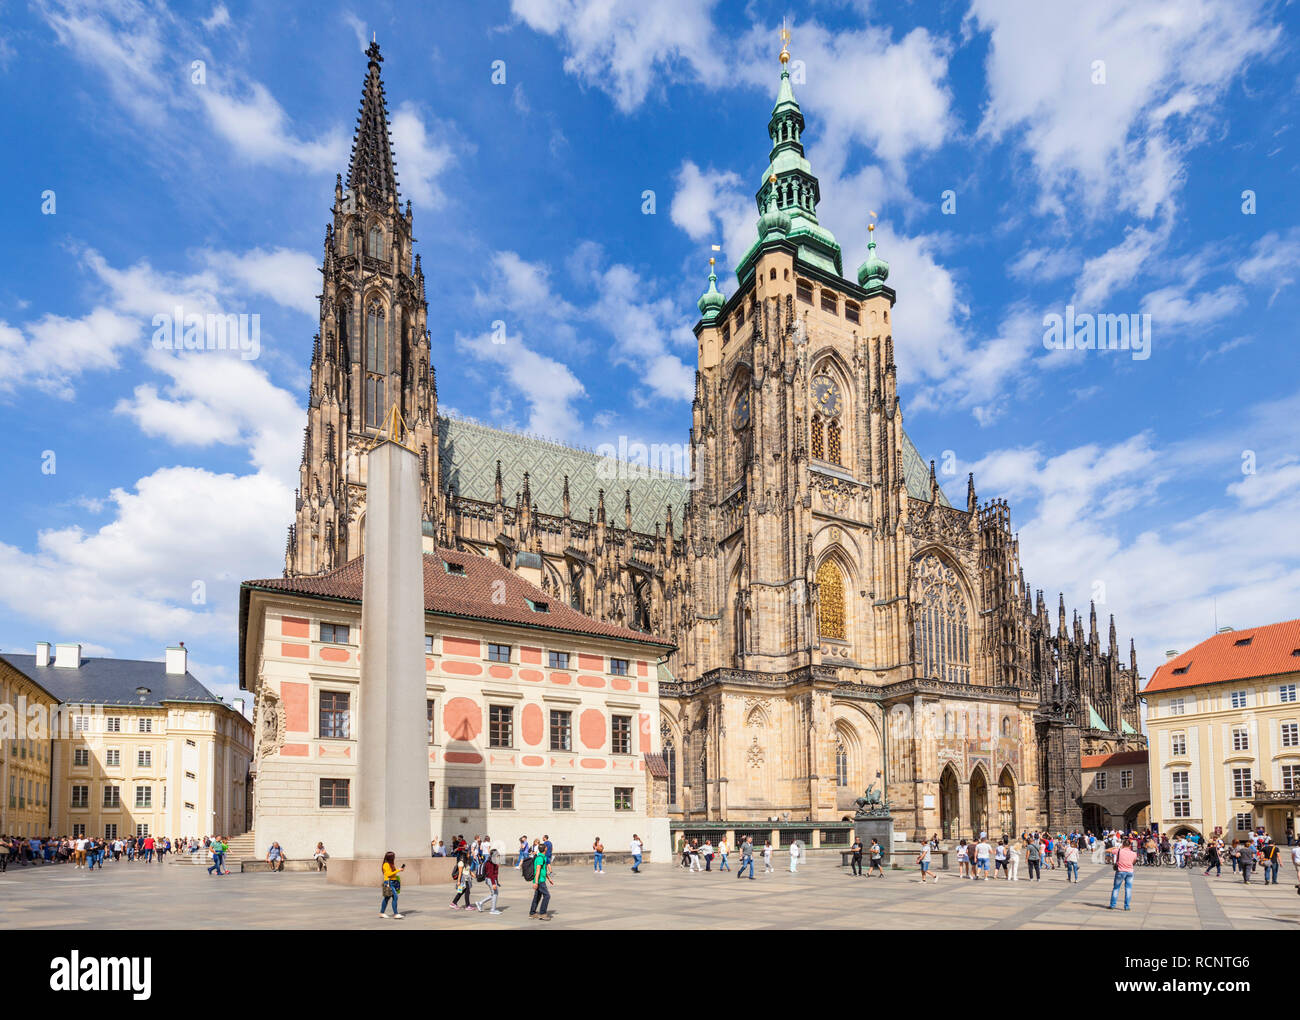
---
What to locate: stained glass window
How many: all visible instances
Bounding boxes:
[911,553,971,684]
[816,560,846,640]
[811,418,824,460]
[827,420,842,464]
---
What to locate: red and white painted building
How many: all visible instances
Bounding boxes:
[239,548,673,862]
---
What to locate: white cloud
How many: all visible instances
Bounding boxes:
[0,307,140,399]
[208,247,320,316]
[202,4,231,31]
[390,102,457,209]
[669,162,753,281]
[342,11,369,52]
[966,394,1300,678]
[199,83,347,172]
[454,328,586,441]
[1236,227,1300,304]
[510,0,726,112]
[970,0,1281,218]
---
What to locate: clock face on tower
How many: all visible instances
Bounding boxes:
[733,391,751,430]
[811,375,842,417]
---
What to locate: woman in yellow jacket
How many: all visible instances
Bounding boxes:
[381,851,405,919]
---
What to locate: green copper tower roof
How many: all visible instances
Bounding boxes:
[857,224,890,293]
[735,38,842,282]
[697,258,725,320]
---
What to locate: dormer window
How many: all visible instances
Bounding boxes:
[526,599,549,613]
[444,561,465,576]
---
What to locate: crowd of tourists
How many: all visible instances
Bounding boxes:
[0,833,181,869]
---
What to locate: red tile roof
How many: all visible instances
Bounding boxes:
[1081,750,1148,769]
[243,548,674,651]
[1143,618,1300,694]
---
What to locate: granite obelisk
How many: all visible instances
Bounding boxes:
[329,409,440,884]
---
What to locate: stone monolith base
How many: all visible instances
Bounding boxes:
[327,856,453,886]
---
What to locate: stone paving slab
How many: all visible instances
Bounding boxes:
[0,857,1297,929]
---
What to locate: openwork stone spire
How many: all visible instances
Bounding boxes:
[347,40,399,207]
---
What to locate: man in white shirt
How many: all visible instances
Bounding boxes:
[975,839,992,880]
[789,841,801,873]
[629,834,643,873]
[1290,843,1300,887]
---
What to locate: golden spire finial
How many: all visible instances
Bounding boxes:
[374,403,415,452]
[779,18,791,64]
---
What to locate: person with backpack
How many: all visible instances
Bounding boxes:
[737,837,755,880]
[207,837,227,877]
[1025,837,1042,881]
[449,854,475,909]
[475,849,501,914]
[593,836,605,874]
[629,834,643,873]
[380,851,405,919]
[1260,839,1280,885]
[868,838,885,877]
[529,846,553,920]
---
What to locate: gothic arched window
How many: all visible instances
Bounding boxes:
[815,560,846,640]
[661,724,677,807]
[835,739,849,787]
[811,418,825,460]
[364,301,387,428]
[911,552,972,685]
[368,225,384,259]
[827,420,842,465]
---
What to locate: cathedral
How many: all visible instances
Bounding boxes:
[285,39,1144,840]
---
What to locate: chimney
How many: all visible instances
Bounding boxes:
[35,642,52,667]
[165,642,188,676]
[54,642,82,669]
[233,698,246,717]
[1164,649,1179,660]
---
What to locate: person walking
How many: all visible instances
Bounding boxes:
[380,852,404,919]
[994,839,1008,878]
[916,840,939,883]
[515,836,528,868]
[1064,840,1080,882]
[1260,840,1280,886]
[1235,841,1255,884]
[703,839,715,872]
[592,836,604,874]
[529,848,553,920]
[737,837,755,880]
[207,837,226,876]
[688,840,703,872]
[789,840,802,874]
[1008,839,1021,881]
[956,839,969,879]
[1026,838,1042,881]
[475,850,501,914]
[630,833,643,873]
[1108,840,1138,910]
[449,854,475,909]
[1203,839,1222,877]
[718,838,730,872]
[763,840,774,873]
[849,836,863,877]
[868,838,885,878]
[1291,841,1300,888]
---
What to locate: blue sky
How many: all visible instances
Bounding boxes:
[1,0,1298,706]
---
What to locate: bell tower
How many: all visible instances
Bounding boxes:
[286,40,439,577]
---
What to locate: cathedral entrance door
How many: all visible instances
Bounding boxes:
[939,766,959,840]
[997,767,1016,838]
[969,768,989,836]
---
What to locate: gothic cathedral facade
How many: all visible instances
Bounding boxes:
[286,42,1145,839]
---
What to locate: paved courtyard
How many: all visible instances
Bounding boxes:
[1,855,1296,929]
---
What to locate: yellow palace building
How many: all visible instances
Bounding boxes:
[1143,618,1300,843]
[0,642,253,840]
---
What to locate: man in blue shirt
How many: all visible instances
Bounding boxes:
[542,835,553,863]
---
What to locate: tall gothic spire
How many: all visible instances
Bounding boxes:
[347,39,399,207]
[735,23,841,280]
